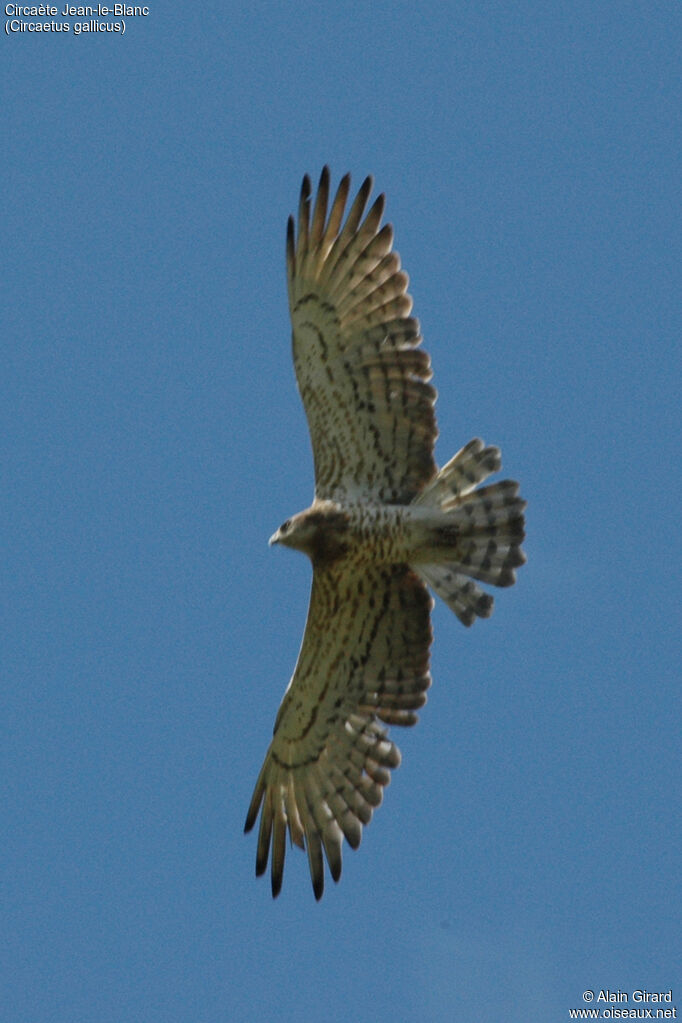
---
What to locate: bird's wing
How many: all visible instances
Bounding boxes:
[287,167,438,504]
[244,560,433,899]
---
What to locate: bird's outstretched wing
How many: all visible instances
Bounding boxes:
[287,167,437,504]
[244,561,432,899]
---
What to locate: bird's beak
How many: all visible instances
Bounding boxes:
[268,531,279,547]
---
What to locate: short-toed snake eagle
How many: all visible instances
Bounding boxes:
[244,168,526,899]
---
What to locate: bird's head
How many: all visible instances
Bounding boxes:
[269,511,316,553]
[269,503,350,561]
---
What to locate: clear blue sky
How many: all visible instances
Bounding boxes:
[4,3,680,1021]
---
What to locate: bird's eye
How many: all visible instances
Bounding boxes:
[281,519,291,533]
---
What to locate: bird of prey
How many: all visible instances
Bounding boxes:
[245,167,526,899]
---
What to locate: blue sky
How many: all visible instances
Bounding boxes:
[4,3,680,1021]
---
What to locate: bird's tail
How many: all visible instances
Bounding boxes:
[412,438,526,626]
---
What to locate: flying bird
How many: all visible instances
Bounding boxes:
[245,167,526,899]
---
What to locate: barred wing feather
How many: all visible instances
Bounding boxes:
[244,562,432,900]
[288,167,437,503]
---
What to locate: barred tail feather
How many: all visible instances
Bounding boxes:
[413,437,501,507]
[418,565,494,627]
[413,437,526,625]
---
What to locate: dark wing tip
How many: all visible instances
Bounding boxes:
[244,802,258,834]
[244,770,266,833]
[371,191,386,220]
[359,173,373,199]
[353,175,374,222]
[311,167,331,245]
[286,214,295,269]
